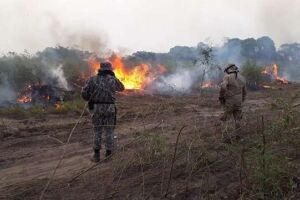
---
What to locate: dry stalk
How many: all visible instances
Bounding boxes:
[261,115,266,199]
[137,153,145,200]
[163,125,187,198]
[160,156,166,196]
[39,103,87,200]
[47,135,64,145]
[239,145,245,197]
[184,140,194,192]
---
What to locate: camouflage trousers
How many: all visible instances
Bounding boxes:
[92,105,116,151]
[220,104,243,127]
[220,104,243,140]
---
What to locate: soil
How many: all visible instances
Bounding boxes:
[1,84,300,200]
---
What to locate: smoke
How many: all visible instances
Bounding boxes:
[48,15,111,57]
[0,75,17,105]
[38,47,71,90]
[149,64,218,95]
[259,0,300,45]
[150,69,197,94]
[48,64,70,90]
[213,39,244,66]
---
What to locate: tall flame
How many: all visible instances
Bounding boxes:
[87,56,167,90]
[262,64,288,84]
[87,57,100,76]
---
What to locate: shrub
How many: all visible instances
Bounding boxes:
[241,60,264,90]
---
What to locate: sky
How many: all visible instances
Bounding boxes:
[0,0,300,54]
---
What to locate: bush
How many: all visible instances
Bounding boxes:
[241,60,264,90]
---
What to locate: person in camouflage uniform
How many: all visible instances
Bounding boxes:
[81,62,125,162]
[219,64,247,142]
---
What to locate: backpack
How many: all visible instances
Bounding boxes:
[90,76,114,103]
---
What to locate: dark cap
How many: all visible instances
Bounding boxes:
[100,62,113,71]
[224,64,239,73]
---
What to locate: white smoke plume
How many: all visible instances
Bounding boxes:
[149,65,213,95]
[48,64,70,90]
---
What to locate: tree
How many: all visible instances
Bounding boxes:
[241,60,264,90]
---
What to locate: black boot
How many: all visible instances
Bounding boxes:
[91,149,100,163]
[105,150,112,158]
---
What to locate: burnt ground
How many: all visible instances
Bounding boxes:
[1,84,300,200]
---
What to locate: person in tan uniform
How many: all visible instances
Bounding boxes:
[219,64,246,141]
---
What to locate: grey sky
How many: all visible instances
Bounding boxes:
[0,0,299,54]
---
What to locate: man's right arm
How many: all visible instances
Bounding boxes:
[114,78,125,92]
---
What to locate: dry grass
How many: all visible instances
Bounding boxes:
[1,84,300,200]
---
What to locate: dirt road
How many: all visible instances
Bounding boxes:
[1,86,299,199]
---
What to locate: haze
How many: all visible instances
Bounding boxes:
[0,0,299,54]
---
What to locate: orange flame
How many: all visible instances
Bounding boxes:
[17,84,33,103]
[43,95,50,101]
[87,55,167,90]
[17,95,32,103]
[87,56,100,76]
[262,85,271,89]
[201,81,217,89]
[262,64,288,84]
[54,103,62,110]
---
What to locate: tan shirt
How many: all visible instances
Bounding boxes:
[220,73,247,106]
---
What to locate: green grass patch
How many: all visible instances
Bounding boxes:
[0,105,45,118]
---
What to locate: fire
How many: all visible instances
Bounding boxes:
[17,95,32,103]
[43,95,50,101]
[201,81,217,89]
[262,85,271,89]
[262,64,288,84]
[54,103,62,110]
[87,56,100,76]
[87,55,167,90]
[16,84,63,107]
[17,84,33,103]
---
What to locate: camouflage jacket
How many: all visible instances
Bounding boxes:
[219,73,247,105]
[81,73,125,104]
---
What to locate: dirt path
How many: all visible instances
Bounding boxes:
[0,88,291,199]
